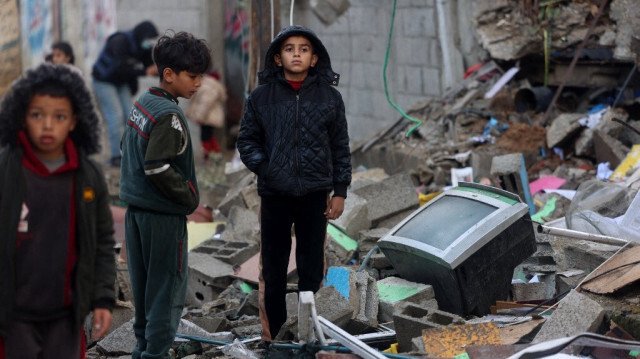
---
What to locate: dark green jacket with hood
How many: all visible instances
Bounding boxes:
[237,25,352,198]
[0,64,115,336]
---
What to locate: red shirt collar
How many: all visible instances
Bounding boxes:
[18,130,79,176]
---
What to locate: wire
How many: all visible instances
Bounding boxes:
[383,0,423,137]
[290,0,295,26]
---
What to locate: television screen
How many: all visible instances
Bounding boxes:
[377,182,536,316]
[394,196,498,251]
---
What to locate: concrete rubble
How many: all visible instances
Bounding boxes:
[87,1,640,358]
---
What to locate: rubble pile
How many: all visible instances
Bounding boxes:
[89,1,640,358]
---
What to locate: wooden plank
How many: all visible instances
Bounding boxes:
[581,246,640,294]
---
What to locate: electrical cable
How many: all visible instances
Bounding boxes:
[290,0,295,25]
[383,0,423,137]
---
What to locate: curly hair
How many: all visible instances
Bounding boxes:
[0,63,102,154]
[153,31,212,81]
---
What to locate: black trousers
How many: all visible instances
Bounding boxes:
[258,190,329,341]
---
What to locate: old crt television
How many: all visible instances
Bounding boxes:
[377,182,536,317]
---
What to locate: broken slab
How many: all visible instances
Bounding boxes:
[546,113,583,149]
[352,173,419,226]
[314,285,354,328]
[217,172,255,216]
[593,129,629,169]
[511,282,549,302]
[325,225,358,267]
[533,289,606,343]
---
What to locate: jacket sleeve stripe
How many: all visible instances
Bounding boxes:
[126,120,150,139]
[144,163,170,175]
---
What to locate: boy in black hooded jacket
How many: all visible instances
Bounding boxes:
[237,25,352,342]
[0,64,115,358]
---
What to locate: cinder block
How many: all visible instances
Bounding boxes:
[533,289,605,343]
[191,237,258,266]
[392,302,465,352]
[511,282,549,301]
[186,252,233,307]
[377,276,437,323]
[490,153,535,215]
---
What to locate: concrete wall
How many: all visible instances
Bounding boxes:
[282,0,483,142]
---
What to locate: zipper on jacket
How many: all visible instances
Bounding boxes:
[294,93,302,195]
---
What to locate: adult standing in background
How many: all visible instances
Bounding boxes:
[92,21,159,167]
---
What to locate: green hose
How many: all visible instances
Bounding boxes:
[383,0,423,137]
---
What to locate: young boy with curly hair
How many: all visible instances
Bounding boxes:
[0,63,116,358]
[119,31,211,358]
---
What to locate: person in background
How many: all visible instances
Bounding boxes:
[236,25,351,343]
[92,20,159,167]
[185,71,227,160]
[0,63,116,358]
[51,41,75,65]
[119,31,211,359]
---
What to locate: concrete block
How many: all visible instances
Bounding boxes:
[227,205,259,239]
[191,237,258,266]
[471,150,495,181]
[546,113,583,149]
[330,193,371,239]
[533,290,605,343]
[199,183,230,210]
[357,227,389,262]
[574,128,594,157]
[393,302,465,352]
[352,167,389,183]
[97,319,136,355]
[324,266,380,326]
[376,208,414,229]
[231,323,262,338]
[593,129,629,169]
[217,172,254,216]
[315,285,354,328]
[240,183,260,214]
[511,282,549,301]
[377,276,437,323]
[186,252,234,307]
[550,238,623,273]
[310,0,350,25]
[326,225,358,267]
[286,292,299,320]
[353,173,419,226]
[490,153,535,215]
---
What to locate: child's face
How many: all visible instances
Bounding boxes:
[24,94,77,160]
[51,48,71,65]
[275,36,318,81]
[162,69,202,99]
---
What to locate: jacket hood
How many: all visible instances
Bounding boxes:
[132,21,159,45]
[259,25,340,86]
[0,63,102,154]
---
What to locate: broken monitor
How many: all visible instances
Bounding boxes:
[377,182,536,317]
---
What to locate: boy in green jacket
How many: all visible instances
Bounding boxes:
[119,31,211,359]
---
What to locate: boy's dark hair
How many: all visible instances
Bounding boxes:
[0,64,101,154]
[153,31,212,81]
[52,41,75,64]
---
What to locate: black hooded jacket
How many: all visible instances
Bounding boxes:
[92,21,158,94]
[237,26,351,198]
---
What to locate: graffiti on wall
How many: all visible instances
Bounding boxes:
[0,0,21,96]
[82,0,115,75]
[20,0,54,66]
